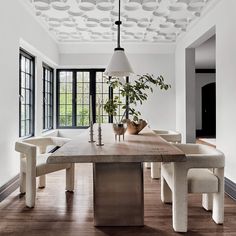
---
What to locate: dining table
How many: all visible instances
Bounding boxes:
[47,123,187,232]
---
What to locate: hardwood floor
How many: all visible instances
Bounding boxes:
[0,164,236,236]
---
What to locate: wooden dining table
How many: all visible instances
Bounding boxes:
[47,124,186,231]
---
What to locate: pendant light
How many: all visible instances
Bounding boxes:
[104,0,134,77]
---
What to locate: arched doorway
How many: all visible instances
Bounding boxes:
[201,82,216,137]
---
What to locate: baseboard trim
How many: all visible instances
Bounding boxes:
[0,174,20,202]
[225,177,236,201]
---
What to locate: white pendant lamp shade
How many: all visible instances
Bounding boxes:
[105,0,134,78]
[105,49,134,77]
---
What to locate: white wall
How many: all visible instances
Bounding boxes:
[195,36,216,69]
[195,73,216,130]
[0,1,58,187]
[175,0,236,182]
[60,53,176,131]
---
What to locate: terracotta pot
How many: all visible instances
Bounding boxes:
[125,119,147,135]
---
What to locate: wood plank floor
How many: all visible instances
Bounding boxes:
[0,164,236,236]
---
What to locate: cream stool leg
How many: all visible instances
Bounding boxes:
[151,162,161,179]
[20,171,26,194]
[66,163,75,192]
[38,175,46,188]
[161,176,172,203]
[202,193,213,211]
[172,163,188,232]
[212,168,224,224]
[25,157,36,208]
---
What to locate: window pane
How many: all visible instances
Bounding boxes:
[76,72,90,127]
[58,71,73,127]
[59,72,66,82]
[66,72,73,83]
[76,94,83,104]
[95,72,109,123]
[66,105,73,116]
[21,57,25,72]
[67,94,73,104]
[60,105,66,115]
[59,116,66,126]
[60,94,65,104]
[25,59,30,73]
[67,83,73,93]
[67,116,72,126]
[21,105,25,120]
[84,83,89,93]
[60,83,66,93]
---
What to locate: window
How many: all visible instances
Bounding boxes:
[19,49,35,137]
[96,71,110,123]
[57,69,128,128]
[76,71,90,126]
[43,64,54,131]
[57,71,73,127]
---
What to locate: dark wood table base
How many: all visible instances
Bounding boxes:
[93,163,144,226]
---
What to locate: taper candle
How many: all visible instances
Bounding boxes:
[90,95,93,124]
[98,98,101,127]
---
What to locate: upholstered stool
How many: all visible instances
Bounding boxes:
[15,137,75,208]
[161,143,225,232]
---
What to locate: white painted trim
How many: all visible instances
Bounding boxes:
[56,65,106,69]
[58,42,176,54]
[20,38,58,67]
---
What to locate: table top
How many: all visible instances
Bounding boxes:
[47,124,186,164]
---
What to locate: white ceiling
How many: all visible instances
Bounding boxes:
[26,0,212,43]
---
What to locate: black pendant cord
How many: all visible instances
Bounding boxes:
[115,0,123,50]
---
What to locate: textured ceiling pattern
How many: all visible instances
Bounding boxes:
[27,0,212,43]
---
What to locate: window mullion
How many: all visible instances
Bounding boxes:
[109,76,113,123]
[126,76,129,119]
[90,71,96,123]
[43,68,45,129]
[73,71,77,127]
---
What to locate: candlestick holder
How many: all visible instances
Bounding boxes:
[96,126,104,146]
[88,122,95,143]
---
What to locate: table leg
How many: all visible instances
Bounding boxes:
[173,163,188,232]
[93,162,144,226]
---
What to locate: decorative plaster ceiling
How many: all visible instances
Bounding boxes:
[27,0,212,43]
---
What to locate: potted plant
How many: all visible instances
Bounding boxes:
[104,74,171,134]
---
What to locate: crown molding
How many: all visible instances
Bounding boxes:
[58,42,176,54]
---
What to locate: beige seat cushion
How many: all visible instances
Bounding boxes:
[188,169,218,193]
[162,164,219,194]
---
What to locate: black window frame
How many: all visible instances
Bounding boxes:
[43,63,54,131]
[56,69,128,129]
[19,48,35,138]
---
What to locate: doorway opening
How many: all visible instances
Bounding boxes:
[195,36,216,146]
[185,27,216,145]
